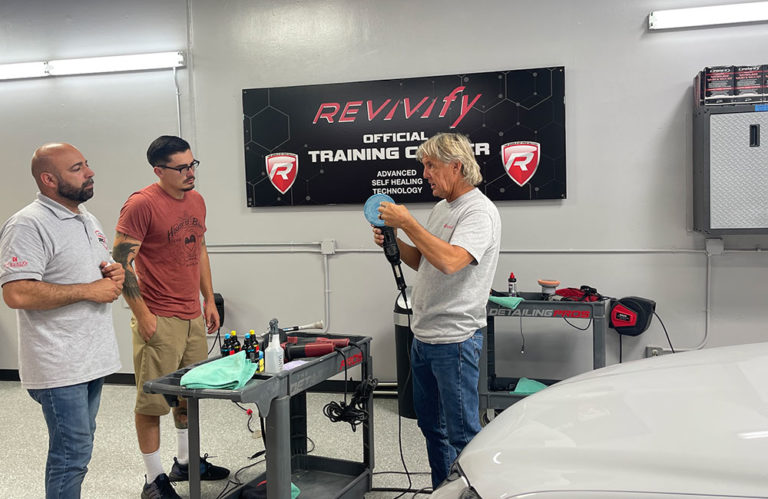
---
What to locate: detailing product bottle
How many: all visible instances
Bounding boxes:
[231,330,241,353]
[242,332,252,361]
[249,329,262,368]
[508,272,518,296]
[265,319,284,374]
[245,331,258,363]
[220,333,231,357]
[248,330,256,351]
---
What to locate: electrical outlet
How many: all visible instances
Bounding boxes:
[645,346,673,358]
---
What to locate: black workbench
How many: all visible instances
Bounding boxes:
[481,293,610,413]
[144,332,374,499]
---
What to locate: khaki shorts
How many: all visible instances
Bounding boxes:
[132,315,207,416]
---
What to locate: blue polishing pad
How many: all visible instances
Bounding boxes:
[363,193,395,227]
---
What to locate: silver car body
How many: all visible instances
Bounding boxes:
[432,342,768,498]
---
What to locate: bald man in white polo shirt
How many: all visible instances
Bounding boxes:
[0,143,123,499]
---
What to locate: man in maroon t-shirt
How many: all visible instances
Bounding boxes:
[114,136,228,499]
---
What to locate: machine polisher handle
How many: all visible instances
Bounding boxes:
[284,342,335,361]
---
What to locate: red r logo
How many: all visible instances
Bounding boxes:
[265,153,298,194]
[501,142,540,187]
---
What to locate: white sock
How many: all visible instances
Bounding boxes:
[142,448,164,484]
[177,428,189,465]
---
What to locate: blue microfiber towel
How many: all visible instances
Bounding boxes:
[511,377,548,395]
[180,351,257,390]
[488,295,524,310]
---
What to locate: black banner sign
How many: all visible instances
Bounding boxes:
[243,67,565,206]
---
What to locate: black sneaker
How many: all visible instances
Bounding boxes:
[168,454,230,482]
[141,473,181,499]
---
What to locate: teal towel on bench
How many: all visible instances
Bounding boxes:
[181,351,257,390]
[488,295,524,310]
[511,377,548,395]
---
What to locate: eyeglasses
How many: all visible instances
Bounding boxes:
[155,159,200,174]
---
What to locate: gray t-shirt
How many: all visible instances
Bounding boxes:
[0,194,120,389]
[411,188,501,344]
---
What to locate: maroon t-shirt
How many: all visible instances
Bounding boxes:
[116,183,207,319]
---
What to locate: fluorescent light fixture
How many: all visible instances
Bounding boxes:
[0,61,48,80]
[0,51,185,80]
[48,51,185,76]
[649,1,768,30]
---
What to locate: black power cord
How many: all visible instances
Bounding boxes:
[233,401,257,434]
[208,327,222,355]
[214,457,263,499]
[219,401,319,499]
[619,334,623,363]
[563,316,593,331]
[214,401,266,499]
[391,288,414,499]
[322,344,378,431]
[385,288,416,499]
[322,377,377,431]
[612,307,675,362]
[654,311,676,353]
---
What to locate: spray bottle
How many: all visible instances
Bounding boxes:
[264,319,284,374]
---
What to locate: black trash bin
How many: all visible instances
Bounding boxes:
[394,288,417,419]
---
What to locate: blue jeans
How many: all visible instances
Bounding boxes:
[411,330,483,489]
[28,378,105,499]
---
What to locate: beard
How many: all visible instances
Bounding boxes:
[57,178,94,203]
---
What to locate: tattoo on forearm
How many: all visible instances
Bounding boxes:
[113,236,142,299]
[123,272,141,299]
[112,235,137,265]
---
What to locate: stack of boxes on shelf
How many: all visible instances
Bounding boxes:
[695,65,768,106]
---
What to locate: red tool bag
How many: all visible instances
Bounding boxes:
[555,285,603,302]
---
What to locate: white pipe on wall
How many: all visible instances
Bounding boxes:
[207,242,330,331]
[173,66,182,136]
[206,241,766,358]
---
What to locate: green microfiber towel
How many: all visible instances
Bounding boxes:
[239,480,300,497]
[488,295,524,310]
[180,351,257,390]
[511,377,548,395]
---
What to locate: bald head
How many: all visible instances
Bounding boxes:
[29,143,94,212]
[31,143,79,190]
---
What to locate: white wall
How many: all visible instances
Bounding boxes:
[0,0,191,372]
[1,0,767,381]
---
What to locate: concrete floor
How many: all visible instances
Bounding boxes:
[0,381,433,498]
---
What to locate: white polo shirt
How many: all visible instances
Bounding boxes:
[0,194,120,389]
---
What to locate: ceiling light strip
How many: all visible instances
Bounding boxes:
[649,1,768,30]
[0,51,185,80]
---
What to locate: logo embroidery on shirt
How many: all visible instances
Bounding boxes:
[94,230,109,250]
[443,223,454,229]
[4,256,28,269]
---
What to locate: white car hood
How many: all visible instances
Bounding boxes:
[459,343,768,497]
